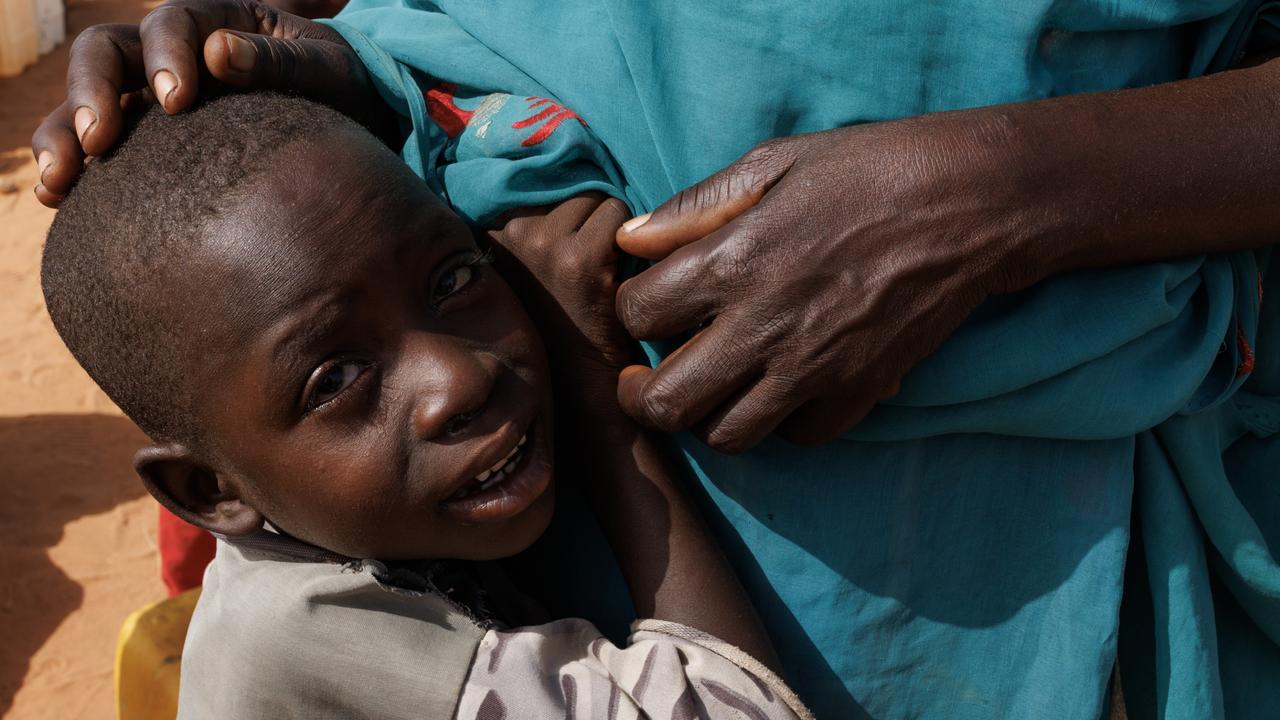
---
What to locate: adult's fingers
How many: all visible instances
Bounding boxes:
[775,393,878,448]
[775,377,899,447]
[31,101,82,205]
[140,1,348,114]
[203,30,374,118]
[696,375,809,454]
[65,23,147,157]
[616,324,760,433]
[138,2,229,113]
[616,139,794,260]
[615,238,725,340]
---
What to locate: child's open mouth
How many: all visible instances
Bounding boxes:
[447,432,528,501]
[438,422,550,525]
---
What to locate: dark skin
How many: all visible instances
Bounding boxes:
[488,198,780,670]
[30,0,392,207]
[612,62,1280,451]
[261,0,347,19]
[141,126,559,561]
[37,2,1279,456]
[136,125,780,669]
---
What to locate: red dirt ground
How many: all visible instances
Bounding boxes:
[0,0,166,717]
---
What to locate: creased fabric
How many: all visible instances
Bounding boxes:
[457,619,813,720]
[177,536,485,719]
[323,3,1280,718]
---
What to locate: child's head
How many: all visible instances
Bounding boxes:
[43,94,556,561]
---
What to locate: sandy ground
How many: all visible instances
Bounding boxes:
[0,0,166,717]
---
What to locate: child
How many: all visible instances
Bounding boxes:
[41,93,813,720]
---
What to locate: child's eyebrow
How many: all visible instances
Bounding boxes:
[263,296,356,410]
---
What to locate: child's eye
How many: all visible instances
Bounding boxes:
[305,359,367,410]
[433,265,475,302]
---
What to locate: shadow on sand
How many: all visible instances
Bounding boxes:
[0,413,149,716]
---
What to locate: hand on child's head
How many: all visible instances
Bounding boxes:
[31,0,386,207]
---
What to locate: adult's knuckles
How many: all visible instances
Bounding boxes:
[636,383,690,431]
[703,239,754,288]
[139,4,195,33]
[30,116,63,151]
[704,426,755,455]
[737,138,795,178]
[614,281,659,335]
[68,25,144,97]
[254,35,297,78]
[70,24,128,58]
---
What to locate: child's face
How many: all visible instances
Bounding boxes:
[172,128,555,560]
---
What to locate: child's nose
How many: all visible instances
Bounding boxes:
[407,337,499,441]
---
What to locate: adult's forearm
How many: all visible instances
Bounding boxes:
[964,57,1280,287]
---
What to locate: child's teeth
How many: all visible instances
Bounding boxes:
[473,437,526,485]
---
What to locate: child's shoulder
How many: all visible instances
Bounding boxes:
[177,534,486,719]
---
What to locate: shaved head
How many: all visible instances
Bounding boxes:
[42,93,356,444]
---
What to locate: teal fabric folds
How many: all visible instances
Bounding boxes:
[323,3,1279,718]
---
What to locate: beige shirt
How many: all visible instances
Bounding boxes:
[179,534,812,720]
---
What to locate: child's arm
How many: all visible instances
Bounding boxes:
[572,394,785,671]
[489,194,781,673]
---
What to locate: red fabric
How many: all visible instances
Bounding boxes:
[157,504,216,596]
[512,96,586,147]
[425,82,473,138]
[1237,326,1256,378]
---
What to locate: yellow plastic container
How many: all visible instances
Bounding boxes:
[0,0,39,77]
[114,588,201,720]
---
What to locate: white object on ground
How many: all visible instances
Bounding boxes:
[0,0,64,77]
[34,0,64,55]
[0,0,38,77]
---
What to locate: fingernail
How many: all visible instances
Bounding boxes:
[152,70,179,110]
[621,213,651,233]
[37,151,53,183]
[74,106,97,144]
[224,33,256,73]
[619,365,650,383]
[34,183,58,202]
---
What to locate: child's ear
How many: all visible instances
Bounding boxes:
[134,444,264,537]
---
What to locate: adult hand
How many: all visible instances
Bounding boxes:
[614,118,1035,453]
[31,0,385,207]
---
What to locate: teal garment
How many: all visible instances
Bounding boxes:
[322,3,1280,718]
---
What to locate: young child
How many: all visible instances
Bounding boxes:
[41,93,813,720]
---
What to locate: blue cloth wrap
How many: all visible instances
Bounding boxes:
[322,3,1280,717]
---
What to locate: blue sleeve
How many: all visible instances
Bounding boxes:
[321,3,630,226]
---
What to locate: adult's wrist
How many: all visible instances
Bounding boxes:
[959,99,1120,290]
[911,106,1066,297]
[967,64,1280,283]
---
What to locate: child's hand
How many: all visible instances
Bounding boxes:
[488,194,636,390]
